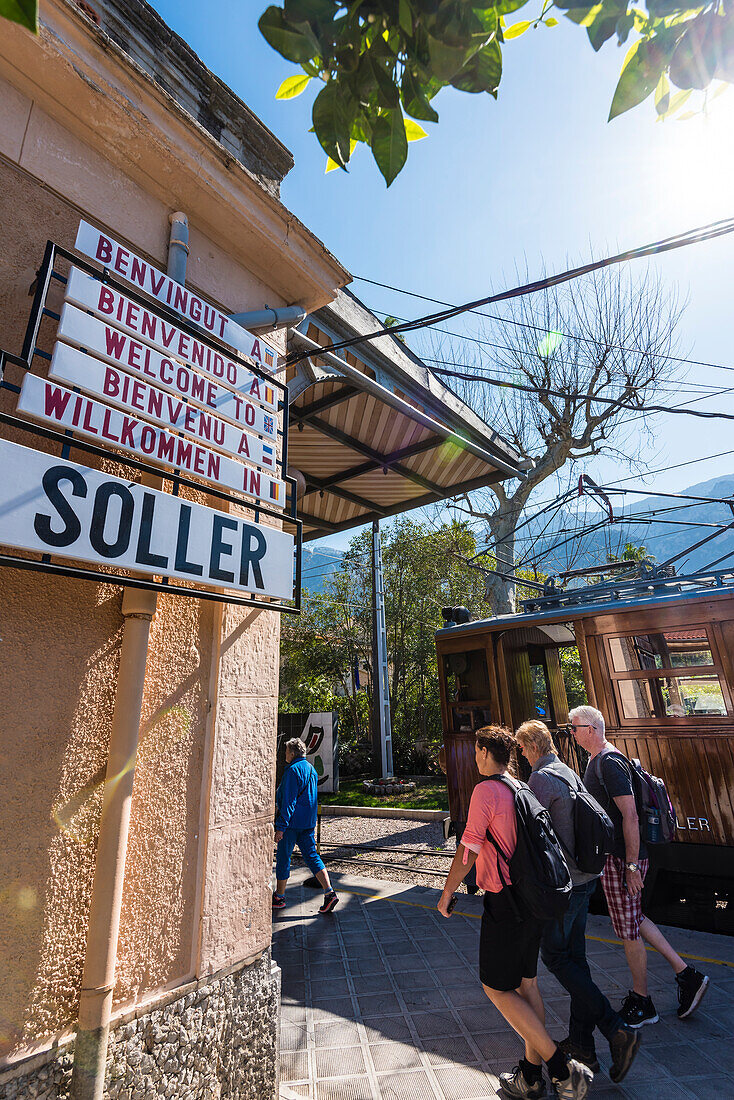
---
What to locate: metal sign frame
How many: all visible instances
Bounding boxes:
[0,241,302,613]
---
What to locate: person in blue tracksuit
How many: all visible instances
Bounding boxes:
[273,737,339,914]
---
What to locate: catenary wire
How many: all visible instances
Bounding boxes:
[287,215,734,365]
[355,280,734,378]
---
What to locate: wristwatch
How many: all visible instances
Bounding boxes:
[625,862,640,872]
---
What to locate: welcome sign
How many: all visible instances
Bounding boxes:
[48,344,277,474]
[18,374,286,505]
[0,438,294,600]
[56,305,277,438]
[74,222,279,371]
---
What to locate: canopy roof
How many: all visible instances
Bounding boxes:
[285,290,527,542]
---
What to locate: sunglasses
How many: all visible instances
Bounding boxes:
[567,723,594,732]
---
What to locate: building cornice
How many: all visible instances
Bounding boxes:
[0,0,349,314]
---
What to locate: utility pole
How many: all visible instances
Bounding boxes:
[371,520,393,779]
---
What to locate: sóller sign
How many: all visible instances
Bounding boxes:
[0,438,294,600]
[57,305,277,439]
[48,343,277,475]
[18,374,286,506]
[74,221,279,372]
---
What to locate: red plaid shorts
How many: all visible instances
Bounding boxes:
[601,855,649,940]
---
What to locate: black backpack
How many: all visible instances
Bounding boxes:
[544,764,614,875]
[484,774,572,921]
[595,751,677,846]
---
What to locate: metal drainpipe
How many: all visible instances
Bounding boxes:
[69,213,189,1100]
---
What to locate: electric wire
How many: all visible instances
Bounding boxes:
[427,360,734,423]
[287,215,734,365]
[355,280,734,379]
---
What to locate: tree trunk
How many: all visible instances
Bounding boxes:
[486,506,522,615]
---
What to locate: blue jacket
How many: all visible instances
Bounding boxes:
[275,756,318,832]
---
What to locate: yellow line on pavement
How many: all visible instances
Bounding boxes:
[337,887,734,969]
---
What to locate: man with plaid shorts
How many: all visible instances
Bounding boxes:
[570,706,709,1028]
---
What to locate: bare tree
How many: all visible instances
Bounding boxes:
[422,265,685,614]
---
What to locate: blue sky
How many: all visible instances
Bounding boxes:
[151,2,734,551]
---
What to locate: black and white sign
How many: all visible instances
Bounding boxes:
[74,222,279,371]
[0,438,294,600]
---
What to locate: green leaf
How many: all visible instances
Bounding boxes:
[669,12,733,89]
[608,32,678,119]
[0,0,37,32]
[654,71,670,113]
[401,68,440,122]
[368,40,400,107]
[586,14,620,51]
[398,0,413,35]
[258,6,320,64]
[326,139,357,171]
[450,40,503,94]
[312,81,355,167]
[494,0,528,15]
[275,73,312,99]
[284,0,334,18]
[404,118,428,141]
[427,33,473,79]
[544,17,559,27]
[370,107,408,185]
[503,20,531,38]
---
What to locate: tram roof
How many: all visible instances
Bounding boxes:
[435,571,734,640]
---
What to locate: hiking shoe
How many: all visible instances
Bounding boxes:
[557,1037,600,1074]
[318,890,339,915]
[499,1063,547,1098]
[272,892,286,910]
[608,1024,640,1083]
[550,1058,592,1099]
[620,990,659,1028]
[676,966,709,1019]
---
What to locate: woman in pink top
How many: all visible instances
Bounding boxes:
[438,727,592,1100]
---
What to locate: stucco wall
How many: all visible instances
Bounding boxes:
[0,104,282,1065]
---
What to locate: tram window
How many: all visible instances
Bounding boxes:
[618,674,727,719]
[559,645,588,709]
[609,629,714,673]
[530,662,551,720]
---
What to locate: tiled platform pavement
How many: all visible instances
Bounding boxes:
[273,869,734,1100]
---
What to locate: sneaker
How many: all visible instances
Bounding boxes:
[608,1024,640,1083]
[620,990,659,1028]
[499,1063,547,1098]
[550,1058,592,1100]
[272,892,286,909]
[557,1037,600,1074]
[318,890,339,915]
[676,966,709,1019]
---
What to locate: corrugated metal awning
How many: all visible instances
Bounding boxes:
[285,291,527,542]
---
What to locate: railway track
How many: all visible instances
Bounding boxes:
[314,839,455,881]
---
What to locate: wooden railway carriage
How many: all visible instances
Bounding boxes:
[435,574,734,933]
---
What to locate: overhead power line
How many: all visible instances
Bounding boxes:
[365,306,734,387]
[428,361,734,423]
[287,215,734,366]
[359,287,734,379]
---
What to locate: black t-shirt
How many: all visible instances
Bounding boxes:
[583,749,647,861]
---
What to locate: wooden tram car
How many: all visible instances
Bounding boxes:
[435,572,734,933]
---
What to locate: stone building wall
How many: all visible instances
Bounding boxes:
[0,953,280,1100]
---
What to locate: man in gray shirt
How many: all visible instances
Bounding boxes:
[515,720,639,1086]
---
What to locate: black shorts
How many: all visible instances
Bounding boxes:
[479,889,545,992]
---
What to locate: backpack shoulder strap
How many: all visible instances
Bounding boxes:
[483,774,516,875]
[594,749,626,792]
[543,762,580,794]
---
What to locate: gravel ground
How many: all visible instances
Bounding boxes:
[286,813,478,892]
